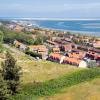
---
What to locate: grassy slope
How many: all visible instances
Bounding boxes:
[2,45,77,84]
[42,78,100,100]
[18,61,77,84]
[23,68,100,95]
[12,68,100,100]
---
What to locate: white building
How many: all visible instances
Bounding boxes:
[79,60,88,68]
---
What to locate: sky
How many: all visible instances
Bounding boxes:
[0,0,100,18]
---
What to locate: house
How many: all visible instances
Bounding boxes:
[85,49,100,65]
[64,38,72,42]
[79,60,88,68]
[60,43,75,52]
[79,59,97,68]
[14,40,26,50]
[48,53,63,62]
[0,22,2,26]
[61,38,72,44]
[63,57,81,66]
[93,40,100,48]
[46,40,59,47]
[77,45,88,51]
[54,39,63,44]
[67,51,86,60]
[52,47,60,53]
[48,53,81,66]
[85,50,98,60]
[14,25,23,32]
[27,45,48,59]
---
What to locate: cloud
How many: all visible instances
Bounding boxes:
[0,1,100,18]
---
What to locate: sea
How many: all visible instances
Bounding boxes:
[1,18,100,36]
[31,19,100,37]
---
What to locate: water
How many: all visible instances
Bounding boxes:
[1,18,100,36]
[31,20,100,36]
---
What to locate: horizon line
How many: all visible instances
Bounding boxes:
[0,17,100,20]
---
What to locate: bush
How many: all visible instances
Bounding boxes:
[1,52,21,95]
[25,51,42,59]
[0,74,9,100]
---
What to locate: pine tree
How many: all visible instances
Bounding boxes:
[0,31,3,53]
[1,52,21,95]
[0,74,9,100]
[0,31,3,43]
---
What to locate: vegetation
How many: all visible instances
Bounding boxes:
[0,26,35,44]
[0,26,48,45]
[25,50,42,59]
[12,68,100,99]
[0,74,9,100]
[1,52,21,95]
[44,78,100,100]
[0,31,4,52]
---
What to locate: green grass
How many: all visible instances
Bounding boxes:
[12,68,100,100]
[43,78,100,100]
[18,60,77,84]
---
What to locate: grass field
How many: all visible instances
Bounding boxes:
[12,68,100,100]
[18,61,78,84]
[3,45,78,84]
[22,68,100,95]
[42,78,100,100]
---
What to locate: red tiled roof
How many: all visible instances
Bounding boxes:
[68,51,85,59]
[28,45,48,52]
[49,53,63,59]
[49,53,81,65]
[64,57,81,64]
[46,40,57,45]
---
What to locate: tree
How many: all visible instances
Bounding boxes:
[33,36,42,45]
[1,52,21,95]
[0,31,4,53]
[0,31,3,43]
[0,74,9,100]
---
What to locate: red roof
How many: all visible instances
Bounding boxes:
[49,53,63,59]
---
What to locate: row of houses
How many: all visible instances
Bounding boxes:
[48,53,81,66]
[48,51,98,68]
[14,40,48,59]
[46,38,100,53]
[46,38,100,68]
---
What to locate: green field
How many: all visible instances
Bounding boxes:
[42,78,100,100]
[11,68,100,100]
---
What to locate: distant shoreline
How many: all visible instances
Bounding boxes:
[39,26,100,37]
[0,17,100,21]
